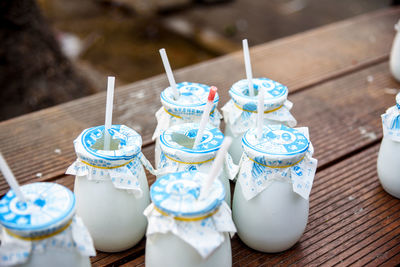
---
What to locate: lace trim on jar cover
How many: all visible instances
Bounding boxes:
[237,127,318,200]
[152,82,222,141]
[221,78,297,137]
[382,98,400,142]
[66,125,156,198]
[0,216,95,266]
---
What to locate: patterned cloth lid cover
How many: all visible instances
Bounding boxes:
[0,182,75,232]
[229,78,288,110]
[150,171,225,218]
[396,92,400,109]
[243,124,309,163]
[160,123,224,154]
[160,82,220,114]
[75,125,142,165]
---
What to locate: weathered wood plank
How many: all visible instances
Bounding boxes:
[0,8,398,192]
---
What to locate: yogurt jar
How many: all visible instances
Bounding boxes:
[390,20,400,82]
[145,171,236,267]
[232,125,317,252]
[377,93,400,198]
[222,78,297,164]
[152,82,222,166]
[0,182,95,267]
[66,125,155,252]
[156,123,238,205]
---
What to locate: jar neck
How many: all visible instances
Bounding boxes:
[154,205,219,222]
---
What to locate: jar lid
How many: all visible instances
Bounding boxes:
[243,125,309,157]
[229,78,288,111]
[0,183,75,232]
[150,171,225,218]
[161,82,219,108]
[160,123,224,154]
[75,125,142,167]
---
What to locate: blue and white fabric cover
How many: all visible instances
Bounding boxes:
[66,125,155,198]
[144,171,236,258]
[152,82,222,140]
[222,78,297,136]
[156,123,238,180]
[0,183,95,266]
[237,125,318,200]
[382,92,400,142]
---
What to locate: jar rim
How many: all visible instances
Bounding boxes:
[0,183,75,233]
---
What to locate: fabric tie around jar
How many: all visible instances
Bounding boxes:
[66,125,155,198]
[152,82,222,141]
[0,183,95,266]
[381,92,400,142]
[144,171,236,258]
[156,123,238,180]
[222,78,297,137]
[237,125,318,200]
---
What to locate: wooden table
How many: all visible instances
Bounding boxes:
[1,7,400,266]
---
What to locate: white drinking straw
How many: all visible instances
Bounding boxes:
[193,86,218,149]
[199,137,232,199]
[257,85,265,141]
[104,76,115,150]
[159,48,179,100]
[0,153,26,202]
[242,39,254,97]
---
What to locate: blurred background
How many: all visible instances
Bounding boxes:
[0,0,393,121]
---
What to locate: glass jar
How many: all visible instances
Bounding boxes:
[144,171,236,267]
[152,82,222,167]
[66,125,155,252]
[390,20,400,82]
[232,125,317,252]
[222,78,297,164]
[377,93,400,198]
[0,182,95,267]
[156,123,238,205]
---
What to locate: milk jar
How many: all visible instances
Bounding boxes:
[152,82,222,166]
[157,123,238,205]
[222,78,297,164]
[66,125,155,252]
[377,93,400,198]
[144,171,236,267]
[232,125,317,252]
[390,20,400,82]
[0,182,95,267]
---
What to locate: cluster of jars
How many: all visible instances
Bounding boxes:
[0,78,320,267]
[1,78,399,267]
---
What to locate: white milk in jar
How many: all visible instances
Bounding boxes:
[144,171,236,267]
[377,93,400,198]
[232,125,317,252]
[390,20,400,82]
[0,182,95,267]
[222,78,297,164]
[156,123,238,205]
[152,82,222,166]
[66,125,155,252]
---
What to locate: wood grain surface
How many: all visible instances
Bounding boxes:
[0,7,399,267]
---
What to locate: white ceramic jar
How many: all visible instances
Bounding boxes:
[145,171,236,267]
[66,125,154,252]
[156,123,238,205]
[377,93,400,198]
[232,125,317,253]
[0,182,95,267]
[152,82,222,167]
[222,78,297,164]
[390,20,400,82]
